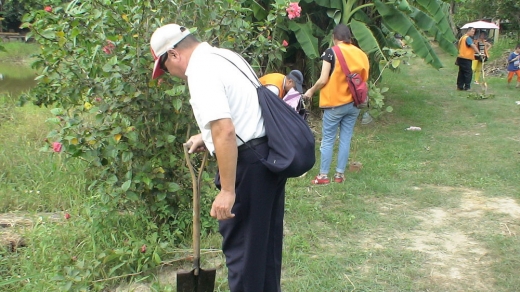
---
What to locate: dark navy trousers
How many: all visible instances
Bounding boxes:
[215,142,286,292]
[457,57,473,90]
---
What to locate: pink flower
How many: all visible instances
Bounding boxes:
[140,245,147,253]
[44,6,52,12]
[52,142,62,153]
[65,213,71,220]
[102,41,116,54]
[282,40,289,47]
[286,2,302,20]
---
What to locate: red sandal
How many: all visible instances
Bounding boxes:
[334,173,345,183]
[311,175,330,185]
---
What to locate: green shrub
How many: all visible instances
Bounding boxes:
[14,1,291,289]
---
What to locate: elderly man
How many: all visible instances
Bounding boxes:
[150,24,287,292]
[456,27,482,91]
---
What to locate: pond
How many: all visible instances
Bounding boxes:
[0,61,37,97]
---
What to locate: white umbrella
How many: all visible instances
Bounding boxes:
[461,21,499,29]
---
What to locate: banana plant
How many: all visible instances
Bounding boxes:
[293,0,457,71]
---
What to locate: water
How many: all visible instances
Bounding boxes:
[0,61,37,97]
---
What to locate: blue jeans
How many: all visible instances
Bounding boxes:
[319,102,360,174]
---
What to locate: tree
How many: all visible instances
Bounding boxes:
[496,0,520,35]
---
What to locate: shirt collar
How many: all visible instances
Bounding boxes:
[185,42,212,77]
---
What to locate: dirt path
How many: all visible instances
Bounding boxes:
[357,185,519,291]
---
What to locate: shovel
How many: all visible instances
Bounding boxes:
[177,142,216,292]
[480,55,488,94]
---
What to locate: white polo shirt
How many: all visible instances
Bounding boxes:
[185,42,265,154]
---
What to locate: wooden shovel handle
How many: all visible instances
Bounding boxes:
[183,142,208,276]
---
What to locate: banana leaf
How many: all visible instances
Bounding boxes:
[350,19,386,60]
[306,0,343,10]
[414,0,456,42]
[374,0,443,69]
[288,21,320,59]
[409,8,457,55]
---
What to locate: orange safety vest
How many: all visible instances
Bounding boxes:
[457,35,475,60]
[259,73,285,98]
[319,43,369,108]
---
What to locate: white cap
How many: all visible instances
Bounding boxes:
[150,24,191,79]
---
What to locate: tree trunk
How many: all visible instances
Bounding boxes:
[448,1,459,38]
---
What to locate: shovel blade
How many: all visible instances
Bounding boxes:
[177,268,216,292]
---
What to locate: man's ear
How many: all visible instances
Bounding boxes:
[167,49,178,59]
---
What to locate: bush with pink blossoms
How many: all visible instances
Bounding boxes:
[286,2,301,20]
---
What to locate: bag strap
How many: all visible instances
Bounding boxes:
[211,52,267,159]
[212,52,261,88]
[332,45,370,108]
[332,45,352,77]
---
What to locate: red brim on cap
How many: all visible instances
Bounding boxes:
[152,59,166,79]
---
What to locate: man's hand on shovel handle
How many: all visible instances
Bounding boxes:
[186,134,207,153]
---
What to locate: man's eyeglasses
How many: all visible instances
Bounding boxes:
[159,53,169,72]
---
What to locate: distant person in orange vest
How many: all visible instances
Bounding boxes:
[259,70,304,98]
[456,27,483,91]
[471,31,492,85]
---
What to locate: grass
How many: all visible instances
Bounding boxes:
[1,43,520,291]
[0,41,40,63]
[0,97,89,213]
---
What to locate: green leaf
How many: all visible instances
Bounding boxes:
[414,0,456,42]
[108,262,126,276]
[126,191,139,201]
[327,9,342,25]
[172,99,182,110]
[0,275,36,287]
[288,22,319,59]
[153,252,162,265]
[374,0,443,69]
[41,29,55,39]
[350,19,386,60]
[50,108,63,115]
[313,0,343,9]
[106,175,118,186]
[122,151,133,162]
[386,106,393,112]
[70,27,80,39]
[102,63,113,72]
[409,7,457,55]
[167,135,176,143]
[157,192,166,201]
[250,0,268,20]
[168,182,180,192]
[121,180,131,191]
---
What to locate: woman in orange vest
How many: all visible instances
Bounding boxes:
[304,24,369,185]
